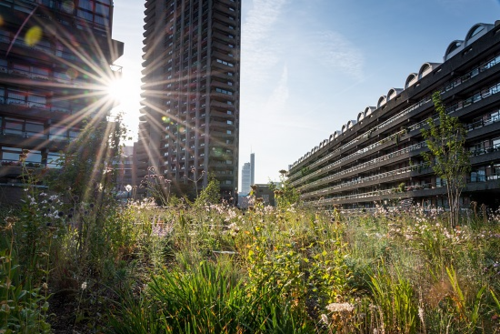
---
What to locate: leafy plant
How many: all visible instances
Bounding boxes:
[421,92,470,227]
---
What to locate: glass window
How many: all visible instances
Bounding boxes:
[95,3,109,16]
[4,119,23,136]
[28,93,47,108]
[2,147,22,162]
[77,10,93,22]
[78,0,93,11]
[12,63,29,75]
[49,126,67,140]
[94,15,108,26]
[0,59,7,71]
[69,129,80,141]
[47,151,61,168]
[0,30,10,43]
[32,67,50,78]
[25,121,44,134]
[7,89,26,104]
[25,150,42,164]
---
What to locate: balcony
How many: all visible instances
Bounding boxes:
[0,99,72,121]
[297,141,428,192]
[291,129,410,187]
[213,10,236,25]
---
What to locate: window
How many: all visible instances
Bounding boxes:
[4,119,23,136]
[7,89,26,105]
[216,58,234,67]
[25,121,44,137]
[229,7,235,11]
[227,110,232,115]
[49,126,67,140]
[226,130,232,134]
[47,152,61,168]
[28,93,47,109]
[227,120,233,125]
[2,147,22,163]
[0,30,10,43]
[216,88,232,95]
[31,67,50,79]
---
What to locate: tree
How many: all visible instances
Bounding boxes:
[194,175,221,207]
[421,91,470,227]
[47,113,127,204]
[269,169,301,209]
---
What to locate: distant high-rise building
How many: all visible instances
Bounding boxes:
[136,0,241,200]
[250,152,255,186]
[241,162,251,195]
[0,0,123,202]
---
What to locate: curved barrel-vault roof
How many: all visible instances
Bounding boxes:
[387,88,403,101]
[418,62,441,80]
[364,106,376,116]
[465,23,494,45]
[405,73,418,89]
[357,111,365,122]
[377,95,387,108]
[444,40,464,61]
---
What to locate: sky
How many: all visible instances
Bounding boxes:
[111,0,500,190]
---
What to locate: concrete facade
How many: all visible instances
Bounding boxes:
[0,0,123,199]
[136,0,241,201]
[288,22,500,210]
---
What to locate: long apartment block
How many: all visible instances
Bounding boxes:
[288,22,500,209]
[136,0,241,199]
[0,0,123,193]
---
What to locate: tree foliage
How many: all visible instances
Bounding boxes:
[421,92,470,226]
[46,114,127,203]
[194,175,221,207]
[269,169,301,209]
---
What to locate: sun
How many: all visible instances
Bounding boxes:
[107,77,128,105]
[105,72,142,141]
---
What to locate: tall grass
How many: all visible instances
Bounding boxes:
[2,186,500,333]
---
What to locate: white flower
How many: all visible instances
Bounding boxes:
[326,302,355,313]
[81,282,87,290]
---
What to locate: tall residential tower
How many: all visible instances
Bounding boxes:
[0,0,123,203]
[137,0,241,199]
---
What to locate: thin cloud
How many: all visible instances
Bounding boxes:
[265,65,289,113]
[308,31,364,80]
[242,0,287,84]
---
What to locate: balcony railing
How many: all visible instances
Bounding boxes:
[298,141,428,192]
[301,162,427,199]
[291,129,407,187]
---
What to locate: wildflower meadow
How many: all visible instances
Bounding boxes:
[1,173,500,333]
